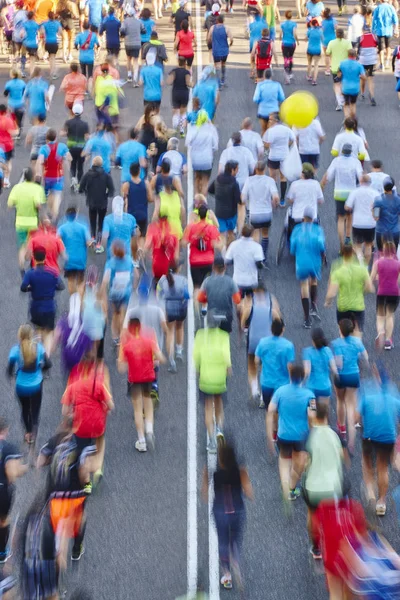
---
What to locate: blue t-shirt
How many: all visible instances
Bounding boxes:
[249,17,266,50]
[25,77,49,117]
[339,58,365,95]
[83,134,113,173]
[253,79,285,117]
[272,383,315,441]
[331,336,365,376]
[88,0,103,26]
[75,30,99,63]
[99,14,121,48]
[290,223,325,280]
[5,78,26,110]
[8,342,45,394]
[373,193,400,234]
[57,218,90,270]
[303,346,334,393]
[42,19,62,43]
[140,65,163,102]
[102,213,137,258]
[193,79,219,120]
[359,380,400,443]
[307,27,323,55]
[306,0,324,16]
[39,141,69,179]
[23,19,39,48]
[281,20,297,46]
[372,2,398,37]
[322,16,336,46]
[255,335,295,390]
[116,140,147,182]
[21,265,61,313]
[107,255,134,303]
[140,18,155,43]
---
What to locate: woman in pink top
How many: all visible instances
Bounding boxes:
[174,19,196,70]
[60,63,87,113]
[371,240,400,350]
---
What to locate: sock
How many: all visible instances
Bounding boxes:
[138,435,146,443]
[128,70,132,78]
[0,526,10,554]
[221,63,226,82]
[335,93,342,105]
[176,344,183,353]
[172,114,179,129]
[261,237,269,259]
[145,421,153,434]
[280,181,287,201]
[310,284,317,308]
[301,297,310,320]
[338,423,346,434]
[134,67,139,81]
[251,379,258,395]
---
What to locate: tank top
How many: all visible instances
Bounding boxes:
[212,24,229,57]
[248,292,272,354]
[159,190,183,239]
[213,467,244,514]
[127,179,148,222]
[377,257,400,296]
[82,288,106,341]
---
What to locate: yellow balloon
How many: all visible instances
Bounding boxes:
[280,91,319,128]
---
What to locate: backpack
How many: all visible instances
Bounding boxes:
[256,38,272,68]
[44,143,63,179]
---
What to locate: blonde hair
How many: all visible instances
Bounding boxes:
[10,68,20,79]
[18,324,37,367]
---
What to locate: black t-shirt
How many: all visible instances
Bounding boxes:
[65,116,89,148]
[213,467,244,512]
[173,8,191,32]
[170,67,190,92]
[209,173,242,220]
[0,440,21,492]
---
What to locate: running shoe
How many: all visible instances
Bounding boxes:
[335,104,342,111]
[127,74,133,82]
[306,75,312,81]
[207,436,217,453]
[279,198,285,207]
[288,486,301,501]
[216,426,224,441]
[289,73,294,80]
[135,440,147,452]
[133,80,139,88]
[384,339,393,350]
[303,319,312,329]
[312,80,317,85]
[309,305,321,320]
[376,503,386,516]
[370,97,377,106]
[168,359,177,373]
[146,432,155,451]
[83,482,92,495]
[338,8,342,15]
[0,551,12,564]
[93,469,103,488]
[360,94,365,101]
[310,546,322,560]
[176,348,184,361]
[95,243,104,254]
[71,544,85,561]
[221,575,232,589]
[324,69,330,75]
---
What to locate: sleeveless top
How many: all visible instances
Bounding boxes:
[127,179,148,222]
[248,292,272,354]
[213,467,244,514]
[159,190,183,239]
[212,24,229,57]
[82,287,106,341]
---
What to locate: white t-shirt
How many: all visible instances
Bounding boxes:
[345,185,378,228]
[293,119,325,155]
[241,174,278,220]
[326,155,363,200]
[263,124,295,162]
[286,179,324,220]
[186,123,219,171]
[369,171,392,195]
[227,129,264,161]
[219,145,256,189]
[161,150,185,178]
[347,13,365,43]
[331,131,367,160]
[225,237,264,288]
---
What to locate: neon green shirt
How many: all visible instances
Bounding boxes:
[305,425,343,496]
[326,38,352,73]
[330,259,369,312]
[7,181,46,231]
[193,328,231,395]
[94,75,120,116]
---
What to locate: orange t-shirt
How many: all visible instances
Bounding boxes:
[35,0,54,23]
[60,72,87,105]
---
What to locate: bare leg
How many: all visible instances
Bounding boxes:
[131,389,145,440]
[362,451,376,501]
[376,453,390,506]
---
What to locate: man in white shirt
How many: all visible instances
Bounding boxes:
[321,143,363,249]
[293,118,325,172]
[286,163,324,225]
[219,131,256,190]
[331,117,367,161]
[241,160,279,262]
[157,137,187,179]
[345,174,379,264]
[263,112,295,206]
[225,223,264,292]
[226,117,264,161]
[369,159,393,194]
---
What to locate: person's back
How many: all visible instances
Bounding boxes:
[213,172,239,219]
[254,78,283,114]
[127,178,148,223]
[212,22,228,57]
[58,219,88,270]
[375,192,400,233]
[82,286,106,341]
[121,15,142,47]
[193,327,230,394]
[21,265,58,308]
[331,334,365,374]
[359,379,400,442]
[305,425,343,496]
[201,273,237,320]
[274,382,314,441]
[291,222,325,276]
[248,292,273,352]
[121,328,157,383]
[213,465,244,513]
[255,334,294,389]
[331,258,369,311]
[127,302,165,349]
[159,190,182,238]
[65,116,89,149]
[376,256,400,296]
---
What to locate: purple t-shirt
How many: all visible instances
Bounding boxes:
[377,257,400,296]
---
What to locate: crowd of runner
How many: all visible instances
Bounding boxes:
[0,0,400,596]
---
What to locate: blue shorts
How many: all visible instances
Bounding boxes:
[44,177,64,193]
[311,387,331,398]
[335,373,360,389]
[262,386,275,408]
[296,268,320,281]
[218,215,237,233]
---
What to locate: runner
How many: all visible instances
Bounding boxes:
[208,14,234,88]
[56,0,77,63]
[174,19,196,72]
[167,57,192,135]
[325,28,352,111]
[115,127,147,184]
[41,11,62,80]
[120,5,145,86]
[286,162,324,234]
[139,50,164,109]
[358,22,378,105]
[337,48,366,118]
[102,195,137,259]
[75,20,100,92]
[24,66,50,123]
[22,11,39,77]
[0,104,17,188]
[303,327,337,402]
[61,102,90,191]
[306,18,323,85]
[252,67,285,135]
[60,63,88,114]
[4,68,26,140]
[251,27,273,83]
[280,10,299,83]
[26,215,66,274]
[321,8,335,75]
[373,177,400,250]
[185,110,219,195]
[208,160,242,249]
[293,118,325,171]
[192,64,220,121]
[330,117,367,160]
[372,0,398,70]
[99,6,121,57]
[122,162,153,247]
[370,240,400,350]
[344,173,378,264]
[57,205,92,294]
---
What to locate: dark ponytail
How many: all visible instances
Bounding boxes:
[167,262,179,287]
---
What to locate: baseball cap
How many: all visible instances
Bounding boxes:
[212,2,220,12]
[342,143,352,156]
[179,0,186,6]
[125,4,134,14]
[303,206,314,219]
[302,162,314,174]
[72,102,83,115]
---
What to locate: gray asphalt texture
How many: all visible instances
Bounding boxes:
[1,1,400,598]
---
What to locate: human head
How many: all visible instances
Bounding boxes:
[241,224,254,238]
[66,205,77,221]
[32,66,41,78]
[48,10,55,19]
[150,31,158,40]
[140,7,151,19]
[371,159,383,171]
[167,137,179,151]
[285,9,292,19]
[322,7,331,17]
[129,127,139,140]
[384,177,395,192]
[271,318,284,336]
[310,18,319,27]
[93,155,103,167]
[33,246,46,263]
[290,363,305,384]
[72,102,83,116]
[269,111,280,125]
[224,159,239,176]
[255,160,266,174]
[342,243,354,260]
[261,27,269,37]
[181,18,189,32]
[348,48,357,59]
[37,114,46,124]
[336,28,344,39]
[179,0,187,6]
[339,318,354,337]
[70,62,79,73]
[354,4,360,12]
[125,5,134,16]
[130,162,140,178]
[160,159,171,175]
[212,2,220,13]
[109,5,114,14]
[100,62,109,75]
[264,67,272,80]
[217,14,224,23]
[10,68,20,79]
[217,441,238,470]
[315,400,329,422]
[46,129,57,143]
[231,131,241,146]
[194,193,207,208]
[198,204,208,220]
[27,10,34,19]
[302,163,314,180]
[383,240,396,257]
[83,19,89,29]
[341,143,352,156]
[128,316,141,334]
[213,255,225,273]
[360,174,371,186]
[344,117,355,131]
[241,117,252,130]
[22,167,34,182]
[311,327,328,349]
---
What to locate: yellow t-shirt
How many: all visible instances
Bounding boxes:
[326,38,353,73]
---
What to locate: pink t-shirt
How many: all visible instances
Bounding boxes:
[377,257,400,296]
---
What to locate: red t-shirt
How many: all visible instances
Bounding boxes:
[62,364,111,438]
[184,221,220,266]
[121,329,157,384]
[146,221,179,279]
[0,114,16,152]
[27,229,65,274]
[177,30,195,57]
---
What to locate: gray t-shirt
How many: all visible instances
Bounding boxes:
[120,16,143,48]
[126,303,166,348]
[29,125,49,157]
[200,273,238,321]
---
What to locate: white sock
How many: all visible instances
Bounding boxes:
[145,422,153,434]
[172,114,179,129]
[335,93,342,105]
[251,380,258,395]
[176,344,183,353]
[128,70,132,78]
[133,68,139,81]
[138,435,146,443]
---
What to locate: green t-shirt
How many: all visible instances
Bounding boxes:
[305,425,343,495]
[326,38,352,73]
[330,259,369,312]
[193,328,231,395]
[7,181,46,231]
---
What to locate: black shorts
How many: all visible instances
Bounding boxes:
[30,309,55,331]
[74,435,95,451]
[213,55,227,63]
[250,219,271,229]
[343,93,358,105]
[246,3,259,15]
[64,269,85,283]
[239,286,254,298]
[257,114,270,124]
[107,46,120,56]
[277,437,306,458]
[136,219,148,236]
[190,264,212,287]
[362,438,394,465]
[167,308,187,323]
[172,90,189,109]
[127,381,153,396]
[45,43,58,55]
[80,62,94,79]
[25,46,37,56]
[0,487,13,520]
[179,54,194,67]
[332,72,342,83]
[267,158,281,170]
[364,64,375,77]
[256,68,267,79]
[125,46,140,58]
[300,153,319,168]
[377,35,390,52]
[4,150,13,161]
[352,226,375,244]
[336,309,365,331]
[335,200,346,217]
[262,386,275,409]
[194,168,212,178]
[376,295,400,312]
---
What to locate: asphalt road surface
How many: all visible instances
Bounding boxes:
[1,1,400,598]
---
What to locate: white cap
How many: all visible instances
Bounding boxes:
[179,0,186,6]
[72,102,83,115]
[212,3,220,12]
[125,5,134,15]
